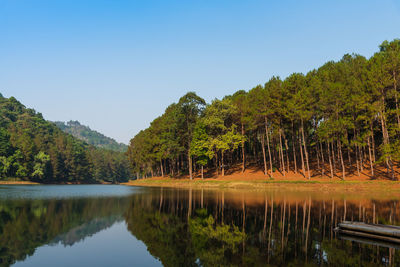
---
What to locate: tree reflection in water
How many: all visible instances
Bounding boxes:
[126,188,400,266]
[1,187,400,266]
[0,197,129,266]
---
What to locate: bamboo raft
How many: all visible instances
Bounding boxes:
[335,221,400,245]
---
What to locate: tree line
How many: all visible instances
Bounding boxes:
[0,94,131,183]
[128,39,400,180]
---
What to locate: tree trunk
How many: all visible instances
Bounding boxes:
[327,141,334,179]
[160,159,164,177]
[370,123,376,162]
[261,134,268,175]
[314,122,320,175]
[279,128,286,176]
[367,135,374,177]
[252,141,256,163]
[188,152,193,180]
[354,130,360,177]
[215,152,219,176]
[359,142,364,172]
[338,139,345,180]
[394,71,400,129]
[278,138,282,174]
[379,99,395,179]
[265,117,273,177]
[171,159,174,177]
[346,131,351,167]
[273,137,278,169]
[347,147,351,167]
[331,141,336,174]
[320,141,325,177]
[358,129,364,173]
[336,141,340,164]
[241,123,245,173]
[292,122,297,173]
[221,151,225,176]
[283,131,290,173]
[299,131,305,178]
[177,155,181,176]
[201,165,204,179]
[316,143,320,175]
[301,119,310,179]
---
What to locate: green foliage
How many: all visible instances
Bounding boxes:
[128,38,400,179]
[128,93,205,177]
[190,122,211,166]
[32,151,50,178]
[0,96,131,183]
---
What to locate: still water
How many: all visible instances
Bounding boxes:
[0,185,399,266]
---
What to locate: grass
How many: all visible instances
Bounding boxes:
[123,177,400,193]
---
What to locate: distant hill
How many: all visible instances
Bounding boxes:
[55,121,127,152]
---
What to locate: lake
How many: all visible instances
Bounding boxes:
[0,185,399,266]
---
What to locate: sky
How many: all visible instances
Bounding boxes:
[1,0,399,144]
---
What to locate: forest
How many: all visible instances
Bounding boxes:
[128,39,400,180]
[0,94,131,183]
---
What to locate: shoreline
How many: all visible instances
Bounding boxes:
[122,176,400,194]
[2,172,400,192]
[0,181,40,185]
[122,166,400,192]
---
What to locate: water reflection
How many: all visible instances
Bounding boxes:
[0,186,399,266]
[126,188,400,266]
[0,197,129,266]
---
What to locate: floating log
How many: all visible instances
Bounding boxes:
[335,228,400,244]
[338,221,400,238]
[338,233,400,250]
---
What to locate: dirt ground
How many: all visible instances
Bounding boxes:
[131,162,400,182]
[0,181,39,185]
[124,163,400,194]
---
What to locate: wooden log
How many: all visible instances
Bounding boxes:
[340,221,400,230]
[338,221,400,238]
[335,228,400,244]
[338,233,400,250]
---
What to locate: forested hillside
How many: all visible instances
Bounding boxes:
[128,39,400,180]
[54,121,127,152]
[0,94,131,183]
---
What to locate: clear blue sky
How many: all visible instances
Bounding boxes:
[1,0,399,144]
